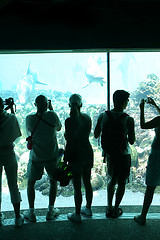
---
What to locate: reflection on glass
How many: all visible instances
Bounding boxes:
[0,52,107,210]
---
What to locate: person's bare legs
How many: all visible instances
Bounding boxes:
[82,169,93,209]
[141,186,156,218]
[134,185,156,224]
[49,179,57,206]
[5,161,21,219]
[13,202,21,218]
[72,175,82,215]
[107,181,115,211]
[114,183,125,211]
[27,180,36,208]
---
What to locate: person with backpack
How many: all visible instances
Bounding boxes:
[94,90,135,218]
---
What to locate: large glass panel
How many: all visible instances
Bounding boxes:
[0,52,108,210]
[110,52,160,205]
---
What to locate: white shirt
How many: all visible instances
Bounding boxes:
[26,110,62,161]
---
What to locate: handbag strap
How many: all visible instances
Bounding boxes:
[37,114,56,128]
[31,114,41,137]
[31,112,56,137]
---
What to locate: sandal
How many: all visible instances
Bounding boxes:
[112,207,123,218]
[106,207,114,218]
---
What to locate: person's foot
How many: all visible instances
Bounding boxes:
[23,210,36,222]
[67,213,82,223]
[81,206,92,216]
[112,207,123,218]
[46,208,60,220]
[106,207,114,218]
[15,214,24,228]
[134,215,146,226]
[0,213,4,226]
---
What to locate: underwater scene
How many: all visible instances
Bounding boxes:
[1,51,160,210]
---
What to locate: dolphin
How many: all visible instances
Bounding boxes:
[83,56,106,88]
[83,73,106,88]
[17,61,47,105]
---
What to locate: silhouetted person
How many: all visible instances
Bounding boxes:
[94,90,135,217]
[0,97,24,227]
[134,97,160,225]
[64,94,93,223]
[24,95,62,222]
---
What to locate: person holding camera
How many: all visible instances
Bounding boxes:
[134,97,160,225]
[0,97,24,227]
[24,95,62,222]
[64,94,93,223]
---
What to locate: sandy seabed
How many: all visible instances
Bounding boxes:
[1,187,160,212]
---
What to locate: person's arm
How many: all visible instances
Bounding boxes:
[10,105,15,114]
[94,113,103,139]
[127,117,135,145]
[55,113,62,131]
[14,116,22,138]
[147,97,160,114]
[26,115,31,136]
[140,99,160,129]
[50,111,62,131]
[9,98,15,114]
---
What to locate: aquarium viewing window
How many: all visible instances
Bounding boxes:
[1,51,160,211]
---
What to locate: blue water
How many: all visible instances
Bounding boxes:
[0,53,107,105]
[1,52,160,105]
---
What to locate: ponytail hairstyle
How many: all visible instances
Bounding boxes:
[69,94,82,118]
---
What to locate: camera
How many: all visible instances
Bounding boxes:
[3,98,14,106]
[3,98,16,112]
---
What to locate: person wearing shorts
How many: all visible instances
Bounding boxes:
[64,94,93,223]
[94,90,135,218]
[107,154,131,186]
[24,95,62,222]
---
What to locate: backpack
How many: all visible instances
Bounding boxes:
[101,110,128,155]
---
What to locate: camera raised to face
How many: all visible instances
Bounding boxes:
[144,98,149,103]
[3,98,14,106]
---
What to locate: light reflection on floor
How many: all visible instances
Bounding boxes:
[2,213,160,227]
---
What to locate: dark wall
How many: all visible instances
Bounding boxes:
[0,0,160,51]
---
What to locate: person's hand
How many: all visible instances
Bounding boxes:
[140,99,145,110]
[146,97,156,106]
[48,100,53,110]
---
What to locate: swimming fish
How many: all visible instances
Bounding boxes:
[17,61,47,105]
[83,56,106,88]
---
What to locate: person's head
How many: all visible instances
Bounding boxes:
[113,90,130,110]
[35,95,48,114]
[69,94,82,118]
[0,97,4,113]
